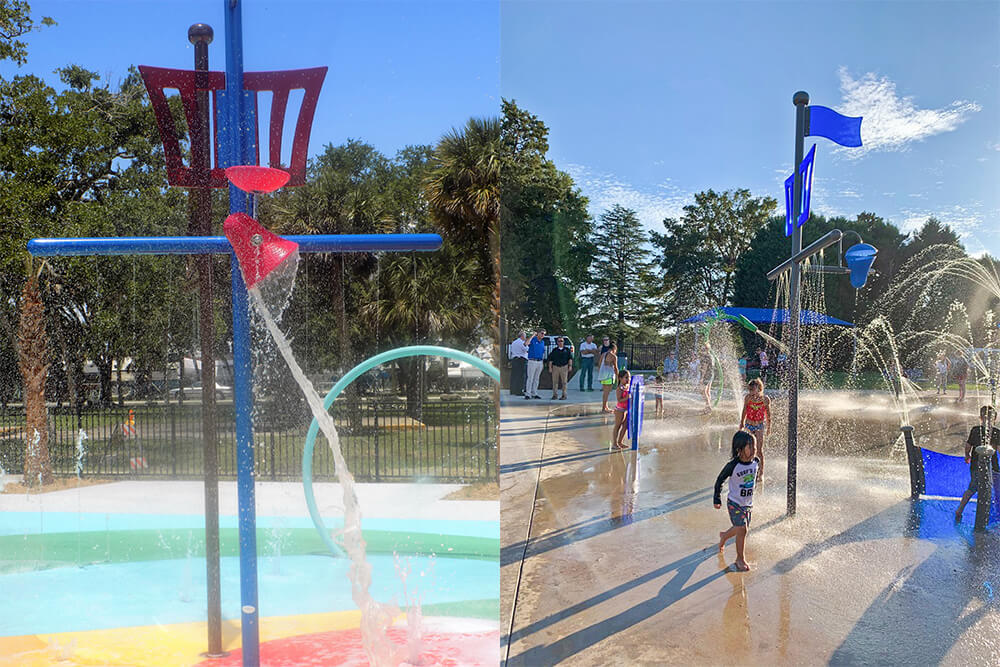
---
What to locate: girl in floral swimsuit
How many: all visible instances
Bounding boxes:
[612,369,631,449]
[739,378,771,480]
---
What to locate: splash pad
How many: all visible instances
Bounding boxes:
[16,2,499,664]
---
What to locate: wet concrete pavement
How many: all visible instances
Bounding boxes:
[500,384,1000,665]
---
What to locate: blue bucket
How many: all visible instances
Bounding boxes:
[844,242,877,289]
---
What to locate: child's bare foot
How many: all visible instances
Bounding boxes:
[954,510,963,521]
[718,532,726,551]
[734,560,750,572]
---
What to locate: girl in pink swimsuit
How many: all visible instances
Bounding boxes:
[612,369,631,449]
[739,378,771,479]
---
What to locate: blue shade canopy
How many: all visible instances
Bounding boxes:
[807,105,863,148]
[681,307,854,327]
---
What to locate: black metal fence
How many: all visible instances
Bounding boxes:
[0,398,495,483]
[619,343,675,372]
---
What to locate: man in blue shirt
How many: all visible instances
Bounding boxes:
[663,351,679,382]
[525,329,546,399]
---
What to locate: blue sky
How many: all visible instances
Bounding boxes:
[502,1,1000,257]
[3,0,499,161]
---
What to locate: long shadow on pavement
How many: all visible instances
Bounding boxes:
[503,546,725,665]
[773,498,1000,665]
[500,448,611,475]
[501,487,712,567]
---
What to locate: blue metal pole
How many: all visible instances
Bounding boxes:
[27,234,443,257]
[230,253,258,665]
[223,2,260,664]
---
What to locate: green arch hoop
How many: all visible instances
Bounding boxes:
[302,345,500,557]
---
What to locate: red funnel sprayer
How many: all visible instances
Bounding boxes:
[224,212,299,289]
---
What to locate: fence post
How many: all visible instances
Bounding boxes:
[269,430,276,481]
[373,399,380,483]
[170,403,178,477]
[486,399,493,480]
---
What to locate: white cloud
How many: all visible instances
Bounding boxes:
[836,67,980,157]
[563,163,691,230]
[898,204,983,249]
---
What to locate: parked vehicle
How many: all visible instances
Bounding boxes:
[168,383,233,400]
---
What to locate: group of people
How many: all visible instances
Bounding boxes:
[508,331,626,406]
[508,329,573,400]
[934,351,971,402]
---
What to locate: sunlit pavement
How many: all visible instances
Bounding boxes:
[500,385,1000,665]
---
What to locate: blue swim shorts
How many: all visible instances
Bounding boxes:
[744,422,764,433]
[727,499,752,527]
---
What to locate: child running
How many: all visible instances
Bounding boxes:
[651,373,665,418]
[714,431,759,572]
[612,369,631,449]
[955,405,1000,521]
[738,378,771,480]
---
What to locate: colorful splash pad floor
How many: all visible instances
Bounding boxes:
[500,386,1000,665]
[0,481,499,666]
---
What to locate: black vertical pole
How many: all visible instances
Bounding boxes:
[787,91,809,517]
[188,22,225,659]
[901,425,924,498]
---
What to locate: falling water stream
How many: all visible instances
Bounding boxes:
[247,259,421,666]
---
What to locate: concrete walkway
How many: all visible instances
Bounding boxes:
[500,387,1000,666]
[0,480,498,522]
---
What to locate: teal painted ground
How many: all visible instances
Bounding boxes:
[0,513,499,636]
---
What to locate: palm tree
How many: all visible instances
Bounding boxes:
[425,117,501,355]
[18,262,53,486]
[359,245,490,417]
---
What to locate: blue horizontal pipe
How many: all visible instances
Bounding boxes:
[27,234,442,257]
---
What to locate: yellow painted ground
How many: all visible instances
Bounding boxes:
[0,609,363,667]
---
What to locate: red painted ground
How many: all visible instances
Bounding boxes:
[194,627,497,666]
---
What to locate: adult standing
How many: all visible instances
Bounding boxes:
[663,351,679,382]
[549,337,573,400]
[525,329,546,400]
[934,352,950,395]
[953,351,969,403]
[598,342,618,413]
[600,336,612,358]
[579,334,598,392]
[508,331,528,396]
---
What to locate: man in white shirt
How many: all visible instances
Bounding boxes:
[509,331,528,396]
[578,334,598,392]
